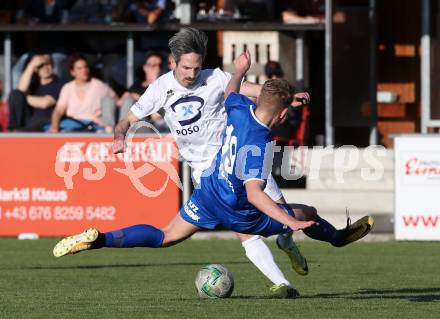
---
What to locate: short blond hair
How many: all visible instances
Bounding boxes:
[260,79,294,109]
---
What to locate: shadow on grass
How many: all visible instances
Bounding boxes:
[19,261,249,270]
[229,296,285,300]
[201,288,440,302]
[165,295,281,301]
[306,287,440,302]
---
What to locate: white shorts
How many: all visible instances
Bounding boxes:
[264,173,283,202]
[192,168,283,202]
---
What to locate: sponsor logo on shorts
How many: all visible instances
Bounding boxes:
[184,200,200,222]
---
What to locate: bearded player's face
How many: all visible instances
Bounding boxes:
[173,53,202,88]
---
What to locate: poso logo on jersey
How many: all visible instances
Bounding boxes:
[170,96,204,136]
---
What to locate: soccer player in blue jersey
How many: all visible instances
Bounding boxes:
[114,28,309,298]
[53,51,374,298]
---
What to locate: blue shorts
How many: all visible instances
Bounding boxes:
[179,192,295,237]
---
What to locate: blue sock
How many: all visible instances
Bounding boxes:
[103,224,164,248]
[303,216,341,245]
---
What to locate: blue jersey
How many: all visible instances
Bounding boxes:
[184,93,276,228]
[199,92,274,207]
[180,92,295,236]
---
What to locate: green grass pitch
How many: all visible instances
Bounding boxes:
[1,238,440,318]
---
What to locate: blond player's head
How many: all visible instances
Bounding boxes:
[257,79,295,125]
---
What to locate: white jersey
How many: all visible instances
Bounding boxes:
[131,68,231,173]
[131,68,283,201]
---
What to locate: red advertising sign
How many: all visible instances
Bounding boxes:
[0,135,181,237]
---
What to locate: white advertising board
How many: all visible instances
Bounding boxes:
[395,135,440,240]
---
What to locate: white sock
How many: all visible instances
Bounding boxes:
[241,235,291,286]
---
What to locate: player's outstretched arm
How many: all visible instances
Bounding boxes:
[112,110,140,154]
[245,180,318,231]
[48,104,66,133]
[225,50,251,98]
[239,81,262,98]
[240,82,311,107]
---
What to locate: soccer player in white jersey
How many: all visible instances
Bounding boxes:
[112,28,307,297]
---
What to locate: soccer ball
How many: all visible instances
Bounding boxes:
[195,264,234,299]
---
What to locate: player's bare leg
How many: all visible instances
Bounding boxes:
[161,214,200,247]
[53,214,199,257]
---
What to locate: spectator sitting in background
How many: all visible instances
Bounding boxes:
[48,53,117,133]
[282,0,324,24]
[12,52,67,90]
[118,51,168,132]
[8,53,63,132]
[113,0,171,24]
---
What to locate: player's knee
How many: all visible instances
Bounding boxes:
[291,204,317,221]
[160,220,196,247]
[235,232,256,242]
[161,230,177,247]
[302,205,318,221]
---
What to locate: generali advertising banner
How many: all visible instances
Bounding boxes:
[395,135,440,240]
[0,135,181,237]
